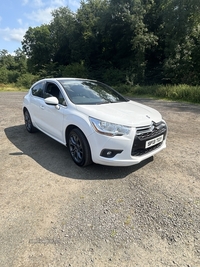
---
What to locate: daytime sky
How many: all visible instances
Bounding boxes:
[0,0,80,54]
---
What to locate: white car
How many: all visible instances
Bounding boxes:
[23,78,167,167]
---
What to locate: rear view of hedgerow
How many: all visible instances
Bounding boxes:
[1,0,200,103]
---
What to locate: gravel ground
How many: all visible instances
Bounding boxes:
[0,92,200,267]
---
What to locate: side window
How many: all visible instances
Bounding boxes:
[44,83,66,106]
[32,82,44,97]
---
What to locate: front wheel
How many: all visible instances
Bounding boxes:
[68,128,92,167]
[24,109,37,133]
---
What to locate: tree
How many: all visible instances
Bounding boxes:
[107,0,158,84]
[75,0,110,68]
[0,49,16,70]
[14,48,27,74]
[0,49,28,83]
[22,25,52,73]
[161,0,200,83]
[50,7,76,65]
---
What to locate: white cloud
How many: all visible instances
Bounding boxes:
[69,0,79,5]
[23,0,81,26]
[22,0,45,8]
[22,0,29,5]
[0,27,27,42]
[69,0,81,9]
[17,19,23,25]
[32,0,45,8]
[25,7,53,24]
[50,0,66,6]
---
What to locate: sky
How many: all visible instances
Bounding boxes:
[0,0,81,54]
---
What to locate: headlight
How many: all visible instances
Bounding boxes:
[89,117,131,136]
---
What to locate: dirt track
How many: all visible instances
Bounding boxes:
[0,92,200,267]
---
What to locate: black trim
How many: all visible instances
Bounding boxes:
[100,149,123,158]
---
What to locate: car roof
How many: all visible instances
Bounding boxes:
[41,78,96,82]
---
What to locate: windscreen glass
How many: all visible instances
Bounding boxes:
[58,80,128,105]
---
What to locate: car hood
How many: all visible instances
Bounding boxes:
[76,100,162,127]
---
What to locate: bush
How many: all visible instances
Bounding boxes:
[112,83,200,104]
[167,84,200,103]
[113,84,132,94]
[16,73,39,88]
[7,70,20,83]
[0,67,8,83]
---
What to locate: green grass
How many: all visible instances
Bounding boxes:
[0,83,27,92]
[115,84,200,104]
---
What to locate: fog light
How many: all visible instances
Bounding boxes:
[100,149,123,158]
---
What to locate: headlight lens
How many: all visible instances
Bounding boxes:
[89,117,131,136]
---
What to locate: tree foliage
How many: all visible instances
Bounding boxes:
[22,25,52,73]
[0,49,28,84]
[1,0,200,86]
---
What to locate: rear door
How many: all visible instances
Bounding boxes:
[29,81,46,127]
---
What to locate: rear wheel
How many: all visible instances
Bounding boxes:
[68,128,92,167]
[24,109,37,133]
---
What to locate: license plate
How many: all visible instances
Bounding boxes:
[145,135,164,149]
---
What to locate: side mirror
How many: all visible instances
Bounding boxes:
[44,96,59,105]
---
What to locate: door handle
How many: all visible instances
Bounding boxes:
[40,105,44,110]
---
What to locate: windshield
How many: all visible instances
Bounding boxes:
[58,80,128,105]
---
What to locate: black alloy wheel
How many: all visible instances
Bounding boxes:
[24,109,37,133]
[68,128,92,167]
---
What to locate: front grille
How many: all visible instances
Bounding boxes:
[132,142,163,156]
[136,121,167,141]
[131,121,167,156]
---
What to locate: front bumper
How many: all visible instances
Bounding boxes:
[88,120,167,167]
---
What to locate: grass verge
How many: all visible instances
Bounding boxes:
[0,83,27,92]
[114,84,200,104]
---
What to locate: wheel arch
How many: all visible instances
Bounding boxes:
[65,124,90,148]
[64,114,93,145]
[65,124,77,146]
[23,106,28,114]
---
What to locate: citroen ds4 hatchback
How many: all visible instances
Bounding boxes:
[23,78,167,167]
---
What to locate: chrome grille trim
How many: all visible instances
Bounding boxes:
[136,121,167,141]
[136,122,154,135]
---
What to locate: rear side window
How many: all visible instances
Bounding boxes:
[32,82,45,97]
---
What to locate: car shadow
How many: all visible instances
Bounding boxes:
[4,125,153,180]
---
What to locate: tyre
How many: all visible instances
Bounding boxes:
[24,109,37,133]
[68,128,92,167]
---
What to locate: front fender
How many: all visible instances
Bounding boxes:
[64,113,94,144]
